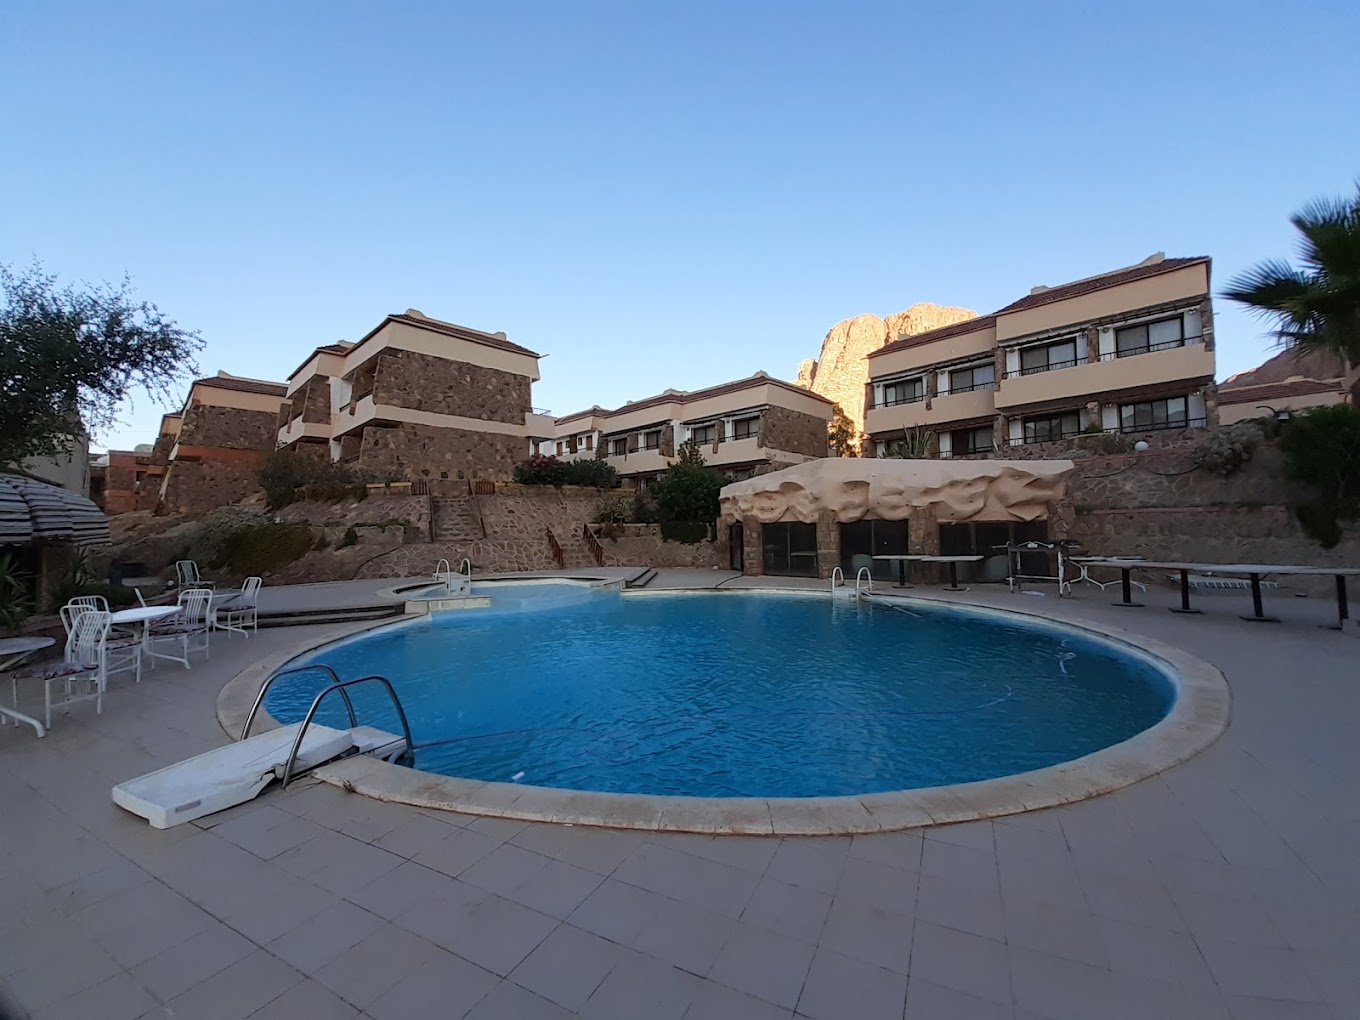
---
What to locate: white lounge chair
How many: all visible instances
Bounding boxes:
[215,577,261,638]
[148,588,212,667]
[61,601,141,685]
[174,560,216,590]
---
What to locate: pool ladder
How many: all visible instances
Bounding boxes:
[830,566,873,599]
[241,664,416,788]
[434,557,473,593]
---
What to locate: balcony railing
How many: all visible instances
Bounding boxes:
[880,392,926,407]
[1005,358,1081,379]
[1119,417,1206,434]
[940,381,996,396]
[1100,336,1201,361]
[1017,427,1084,445]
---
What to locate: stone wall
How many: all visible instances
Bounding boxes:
[159,458,264,515]
[357,422,524,482]
[591,524,721,569]
[275,492,431,540]
[761,405,828,458]
[289,375,332,424]
[373,350,530,425]
[987,425,1204,462]
[1065,444,1360,591]
[177,405,280,452]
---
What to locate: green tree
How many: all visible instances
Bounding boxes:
[0,261,202,467]
[1279,404,1360,547]
[648,442,725,523]
[1223,184,1360,363]
[827,403,861,457]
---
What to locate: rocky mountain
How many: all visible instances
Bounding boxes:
[796,303,977,437]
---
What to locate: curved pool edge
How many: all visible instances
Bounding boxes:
[215,591,1231,836]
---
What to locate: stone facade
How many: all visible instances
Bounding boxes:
[357,423,524,482]
[372,350,530,425]
[275,492,431,540]
[159,458,264,515]
[591,525,721,569]
[760,405,829,458]
[176,405,280,453]
[289,375,332,424]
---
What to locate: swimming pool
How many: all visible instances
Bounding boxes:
[263,589,1176,799]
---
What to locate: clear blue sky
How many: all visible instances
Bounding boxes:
[3,1,1357,452]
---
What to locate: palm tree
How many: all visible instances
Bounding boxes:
[1223,184,1360,364]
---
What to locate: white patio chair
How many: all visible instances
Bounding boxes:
[215,577,261,638]
[61,602,141,685]
[174,560,216,590]
[10,610,108,729]
[147,588,212,668]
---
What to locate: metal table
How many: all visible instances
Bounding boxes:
[918,555,985,591]
[109,605,183,665]
[0,636,57,737]
[872,555,929,588]
[1077,559,1360,627]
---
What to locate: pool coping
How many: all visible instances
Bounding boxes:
[216,589,1231,836]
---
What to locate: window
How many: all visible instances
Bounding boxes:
[609,437,627,456]
[839,519,909,581]
[946,363,995,394]
[1116,316,1184,358]
[1023,412,1081,444]
[584,434,594,451]
[881,377,924,406]
[1120,396,1189,433]
[1018,339,1079,376]
[732,416,761,439]
[761,522,818,576]
[642,430,661,451]
[950,426,993,456]
[690,424,717,445]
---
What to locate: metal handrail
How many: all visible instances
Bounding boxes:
[434,558,450,579]
[459,558,472,579]
[280,674,415,788]
[240,663,357,741]
[855,567,873,597]
[830,566,844,591]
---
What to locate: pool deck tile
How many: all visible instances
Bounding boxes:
[2,572,1358,1018]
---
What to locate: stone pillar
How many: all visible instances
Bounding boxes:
[994,414,1009,454]
[742,517,763,576]
[1199,298,1215,352]
[908,507,938,556]
[1049,497,1076,542]
[715,518,730,568]
[1085,326,1100,364]
[815,511,839,579]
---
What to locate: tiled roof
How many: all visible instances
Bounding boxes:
[286,342,354,383]
[1218,379,1345,404]
[871,316,995,358]
[192,376,288,397]
[993,257,1209,315]
[603,373,833,419]
[359,313,540,358]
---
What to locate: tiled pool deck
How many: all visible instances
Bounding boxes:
[1,572,1357,1019]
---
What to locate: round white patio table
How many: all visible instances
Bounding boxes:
[0,635,57,737]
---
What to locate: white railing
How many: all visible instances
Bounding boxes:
[830,566,844,592]
[459,558,472,583]
[855,567,873,598]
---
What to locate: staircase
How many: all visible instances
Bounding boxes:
[431,496,483,544]
[549,527,600,570]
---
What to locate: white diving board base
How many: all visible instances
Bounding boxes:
[112,722,404,829]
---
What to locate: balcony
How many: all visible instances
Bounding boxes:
[277,418,332,447]
[604,448,672,476]
[524,409,555,440]
[995,342,1213,410]
[865,385,996,434]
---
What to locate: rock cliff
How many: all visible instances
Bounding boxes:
[796,303,977,438]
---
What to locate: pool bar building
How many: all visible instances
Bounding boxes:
[716,457,1077,581]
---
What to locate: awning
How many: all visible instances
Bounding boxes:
[0,473,110,547]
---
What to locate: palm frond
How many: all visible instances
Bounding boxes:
[1221,259,1312,312]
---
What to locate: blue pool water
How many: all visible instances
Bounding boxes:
[265,590,1176,798]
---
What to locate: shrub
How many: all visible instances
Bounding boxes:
[0,554,30,631]
[878,425,933,459]
[1279,405,1360,547]
[258,450,362,509]
[338,526,359,549]
[659,520,711,544]
[513,454,565,486]
[560,458,619,488]
[1194,423,1263,477]
[181,507,272,567]
[217,523,315,575]
[594,490,634,526]
[648,443,725,523]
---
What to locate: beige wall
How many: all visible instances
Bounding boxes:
[344,320,540,382]
[161,414,182,438]
[191,384,288,415]
[995,263,1209,341]
[278,418,332,445]
[679,382,830,423]
[865,387,996,434]
[1218,389,1347,424]
[995,343,1214,410]
[869,323,997,379]
[604,448,672,475]
[286,350,347,395]
[598,401,685,436]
